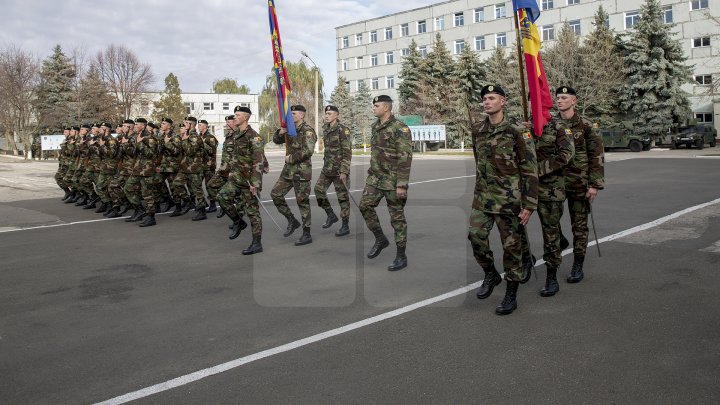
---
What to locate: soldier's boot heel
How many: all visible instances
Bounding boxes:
[283,216,301,237]
[229,218,247,240]
[168,202,183,217]
[520,254,536,284]
[61,189,71,201]
[125,206,140,222]
[139,214,156,227]
[74,194,88,206]
[295,228,313,246]
[105,208,120,218]
[242,236,263,255]
[540,266,559,297]
[95,202,108,214]
[206,200,217,213]
[322,209,338,229]
[335,219,350,237]
[495,280,519,315]
[367,230,389,259]
[387,246,407,271]
[476,264,502,299]
[191,207,207,221]
[567,255,585,283]
[216,207,225,218]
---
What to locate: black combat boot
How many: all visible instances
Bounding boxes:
[283,215,301,237]
[520,253,536,284]
[95,202,108,214]
[105,207,120,218]
[295,227,313,246]
[191,207,207,221]
[540,265,559,297]
[387,246,407,271]
[206,200,217,213]
[229,217,247,240]
[83,195,98,209]
[322,209,338,229]
[495,280,519,315]
[180,199,193,215]
[242,236,263,255]
[61,188,72,201]
[138,213,156,227]
[560,233,570,251]
[74,193,88,206]
[476,263,502,299]
[168,202,183,217]
[119,200,132,215]
[126,206,145,222]
[216,207,225,218]
[335,218,350,237]
[367,229,389,258]
[71,192,84,203]
[567,255,585,283]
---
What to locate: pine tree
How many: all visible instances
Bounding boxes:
[34,45,75,131]
[330,76,353,123]
[417,33,456,123]
[543,23,582,93]
[397,39,423,114]
[484,46,523,123]
[448,45,485,147]
[152,73,185,126]
[352,80,374,147]
[618,0,692,136]
[77,63,117,124]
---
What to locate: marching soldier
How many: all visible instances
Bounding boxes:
[71,124,92,206]
[171,116,208,220]
[314,105,352,236]
[107,120,134,218]
[206,115,236,218]
[558,86,605,283]
[122,118,151,223]
[135,119,160,227]
[359,95,412,271]
[469,85,538,315]
[272,105,317,246]
[57,127,73,201]
[198,119,219,213]
[94,122,119,214]
[81,124,103,210]
[156,118,179,212]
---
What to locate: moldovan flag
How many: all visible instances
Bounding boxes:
[513,0,553,136]
[268,0,297,136]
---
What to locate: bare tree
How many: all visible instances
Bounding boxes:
[95,44,154,119]
[0,45,40,157]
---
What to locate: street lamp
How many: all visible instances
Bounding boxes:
[301,50,320,153]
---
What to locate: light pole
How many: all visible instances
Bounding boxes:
[301,50,320,153]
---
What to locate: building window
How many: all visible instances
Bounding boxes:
[342,59,349,71]
[625,11,640,29]
[693,37,711,47]
[371,54,378,66]
[203,102,213,111]
[385,27,393,40]
[454,12,464,27]
[355,80,362,90]
[542,0,554,10]
[240,103,249,108]
[695,75,713,85]
[435,16,444,30]
[567,0,580,4]
[496,32,507,47]
[386,76,395,89]
[370,30,377,43]
[386,51,394,64]
[662,6,673,23]
[475,36,486,51]
[222,102,230,111]
[419,45,428,57]
[495,3,507,19]
[691,0,709,11]
[695,113,713,123]
[371,78,379,90]
[342,36,349,48]
[454,40,465,54]
[356,56,363,69]
[356,33,363,45]
[474,7,485,22]
[417,20,427,33]
[401,23,409,37]
[401,48,410,56]
[568,20,581,35]
[542,25,555,41]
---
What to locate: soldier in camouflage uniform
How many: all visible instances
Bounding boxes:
[155,118,178,212]
[122,118,150,223]
[272,105,317,246]
[170,116,208,220]
[107,121,134,218]
[94,122,119,214]
[314,105,353,237]
[558,86,605,283]
[71,124,92,206]
[198,119,219,213]
[218,106,267,254]
[56,127,73,201]
[469,85,538,315]
[80,124,103,210]
[207,115,236,219]
[135,119,160,227]
[359,95,413,271]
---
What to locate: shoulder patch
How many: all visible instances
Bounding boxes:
[565,129,573,136]
[401,127,410,133]
[522,132,532,140]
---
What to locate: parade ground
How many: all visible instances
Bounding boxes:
[1,148,720,404]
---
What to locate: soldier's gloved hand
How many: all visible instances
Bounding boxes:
[519,208,533,226]
[586,187,598,204]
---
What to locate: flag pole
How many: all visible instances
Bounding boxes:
[514,10,530,122]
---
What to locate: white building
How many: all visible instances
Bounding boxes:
[335,0,720,131]
[131,93,260,138]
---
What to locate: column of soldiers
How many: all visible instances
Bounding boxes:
[52,88,602,316]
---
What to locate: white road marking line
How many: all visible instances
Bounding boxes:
[95,196,720,405]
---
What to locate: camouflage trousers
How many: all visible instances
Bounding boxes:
[124,175,158,214]
[124,176,143,207]
[203,168,215,189]
[218,175,262,237]
[206,173,228,201]
[109,174,128,209]
[468,209,523,282]
[171,172,207,209]
[314,173,350,220]
[55,165,69,189]
[79,170,98,196]
[535,200,565,268]
[63,168,80,192]
[154,172,172,202]
[272,177,311,228]
[95,172,114,204]
[566,193,590,257]
[359,185,407,247]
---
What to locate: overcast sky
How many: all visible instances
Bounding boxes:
[3,0,435,96]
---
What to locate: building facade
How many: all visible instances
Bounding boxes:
[335,0,720,130]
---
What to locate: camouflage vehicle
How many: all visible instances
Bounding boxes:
[600,122,651,152]
[660,123,718,150]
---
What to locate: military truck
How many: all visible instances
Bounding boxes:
[600,122,652,152]
[658,122,717,149]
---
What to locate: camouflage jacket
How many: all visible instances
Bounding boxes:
[227,125,265,190]
[533,120,575,201]
[216,132,235,178]
[132,131,159,176]
[86,136,103,172]
[76,138,91,172]
[119,132,137,177]
[98,134,120,174]
[179,129,204,174]
[158,130,182,173]
[366,115,412,190]
[64,136,78,171]
[200,131,218,172]
[273,122,316,181]
[471,116,538,214]
[561,112,605,194]
[321,121,352,176]
[58,138,69,167]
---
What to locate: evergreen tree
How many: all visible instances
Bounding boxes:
[77,63,117,124]
[330,76,353,124]
[352,80,374,147]
[152,73,185,126]
[213,77,250,94]
[34,45,75,131]
[618,0,692,136]
[417,33,456,123]
[397,39,423,114]
[543,23,582,94]
[448,45,485,147]
[484,46,523,123]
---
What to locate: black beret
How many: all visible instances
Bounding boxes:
[92,123,101,128]
[198,119,209,125]
[123,119,135,125]
[135,118,148,124]
[556,86,576,96]
[185,116,197,123]
[81,124,91,129]
[372,95,393,103]
[234,106,252,114]
[100,122,113,128]
[225,115,235,121]
[290,105,306,112]
[480,84,506,98]
[148,122,159,129]
[162,117,174,124]
[71,126,81,131]
[63,126,71,131]
[325,105,339,113]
